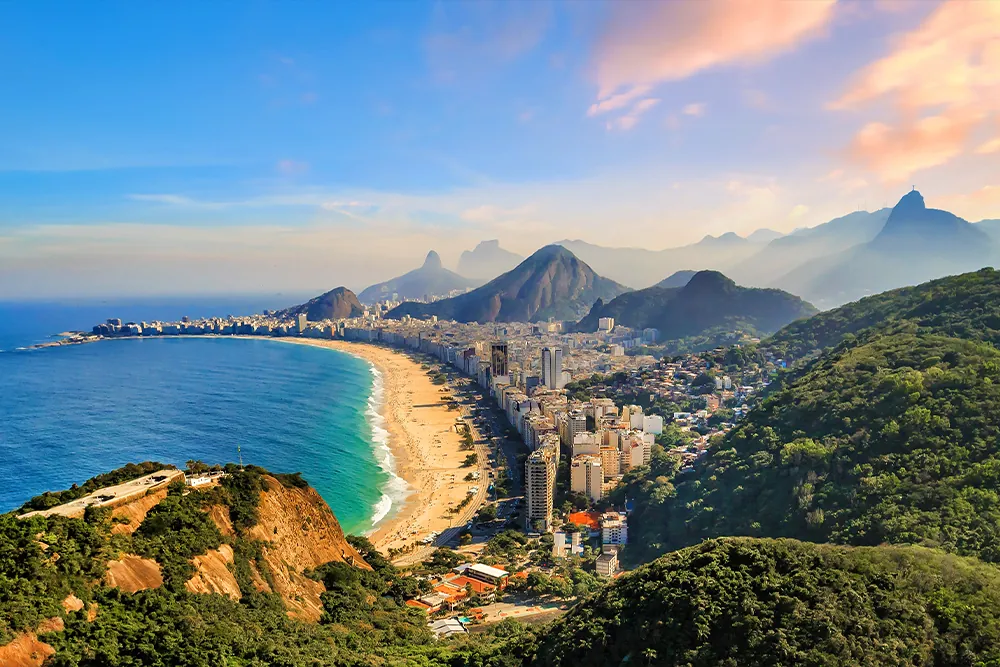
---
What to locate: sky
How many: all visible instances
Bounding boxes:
[1,0,999,298]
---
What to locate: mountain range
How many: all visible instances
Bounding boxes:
[386,245,628,323]
[558,231,773,289]
[575,270,816,343]
[457,240,523,281]
[357,251,477,304]
[773,191,996,306]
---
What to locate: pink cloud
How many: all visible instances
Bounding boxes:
[832,0,1000,181]
[592,0,836,99]
[276,159,309,176]
[683,102,707,117]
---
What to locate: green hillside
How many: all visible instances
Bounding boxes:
[621,331,1000,565]
[520,538,1000,667]
[762,267,1000,362]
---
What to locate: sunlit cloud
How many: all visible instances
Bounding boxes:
[587,84,652,117]
[831,0,1000,181]
[606,98,660,131]
[591,0,836,99]
[683,103,707,117]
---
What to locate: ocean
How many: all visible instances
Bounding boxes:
[0,297,404,535]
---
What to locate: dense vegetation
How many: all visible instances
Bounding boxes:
[18,461,173,513]
[575,270,816,344]
[523,538,1000,667]
[622,331,1000,565]
[0,464,456,666]
[762,267,1000,362]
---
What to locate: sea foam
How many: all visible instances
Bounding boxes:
[364,363,411,531]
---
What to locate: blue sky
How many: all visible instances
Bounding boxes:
[1,0,998,297]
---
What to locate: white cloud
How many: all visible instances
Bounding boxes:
[587,84,652,117]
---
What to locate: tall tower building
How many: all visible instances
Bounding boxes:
[541,347,565,390]
[491,343,508,378]
[296,313,308,334]
[524,437,558,532]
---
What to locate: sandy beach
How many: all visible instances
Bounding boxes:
[279,339,479,556]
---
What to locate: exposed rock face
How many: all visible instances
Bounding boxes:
[0,632,56,667]
[240,475,370,621]
[110,488,169,535]
[388,245,628,323]
[104,555,163,593]
[185,544,241,601]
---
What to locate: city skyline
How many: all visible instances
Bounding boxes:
[2,0,998,298]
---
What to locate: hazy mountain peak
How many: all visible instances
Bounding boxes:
[422,250,442,270]
[683,270,737,292]
[457,239,523,281]
[894,189,926,212]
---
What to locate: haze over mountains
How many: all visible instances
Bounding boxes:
[358,251,477,305]
[457,240,523,281]
[555,190,998,308]
[575,271,816,341]
[386,245,627,323]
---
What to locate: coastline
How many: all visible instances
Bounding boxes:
[276,338,477,556]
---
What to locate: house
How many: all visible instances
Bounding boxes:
[454,563,510,589]
[429,618,467,638]
[596,545,619,577]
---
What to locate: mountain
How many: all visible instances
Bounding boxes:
[386,245,628,323]
[729,209,890,287]
[773,191,996,307]
[761,267,1000,361]
[557,232,772,289]
[745,228,783,244]
[655,269,697,288]
[358,250,478,304]
[575,270,816,344]
[521,538,1000,667]
[977,219,1000,242]
[457,240,523,281]
[620,270,1000,568]
[277,286,364,321]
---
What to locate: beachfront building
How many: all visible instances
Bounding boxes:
[525,436,558,532]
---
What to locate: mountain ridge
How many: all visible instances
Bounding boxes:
[387,245,628,323]
[358,250,477,304]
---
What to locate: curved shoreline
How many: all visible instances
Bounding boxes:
[12,334,474,554]
[266,338,475,555]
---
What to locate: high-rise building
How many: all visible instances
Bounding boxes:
[598,317,615,332]
[524,437,558,532]
[541,347,564,390]
[560,409,587,456]
[570,455,603,503]
[296,313,308,334]
[491,343,508,377]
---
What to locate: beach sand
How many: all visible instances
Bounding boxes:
[279,339,478,556]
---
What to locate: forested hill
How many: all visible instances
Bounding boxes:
[621,331,1000,566]
[517,538,1000,667]
[761,267,1000,362]
[574,270,816,339]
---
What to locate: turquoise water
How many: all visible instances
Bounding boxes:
[0,303,401,534]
